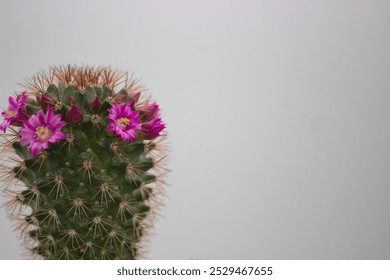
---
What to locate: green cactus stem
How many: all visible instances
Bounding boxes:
[0,65,168,260]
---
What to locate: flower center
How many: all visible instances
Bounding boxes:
[115,117,130,131]
[5,110,15,118]
[35,126,53,142]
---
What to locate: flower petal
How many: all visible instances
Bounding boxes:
[107,123,116,132]
[28,115,41,128]
[56,120,67,130]
[122,103,131,116]
[49,131,66,143]
[8,96,17,108]
[45,108,54,124]
[48,114,61,128]
[0,119,10,132]
[37,110,45,125]
[28,142,42,157]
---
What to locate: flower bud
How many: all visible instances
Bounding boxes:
[128,91,140,103]
[66,105,83,124]
[140,102,160,122]
[90,96,102,112]
[115,93,126,104]
[67,96,75,104]
[40,95,55,110]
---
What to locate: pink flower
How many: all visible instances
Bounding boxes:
[107,102,141,143]
[20,108,67,156]
[139,102,165,140]
[0,92,28,132]
[142,118,165,140]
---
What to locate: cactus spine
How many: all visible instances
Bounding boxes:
[0,65,167,259]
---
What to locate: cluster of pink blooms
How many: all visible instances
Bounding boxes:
[0,91,165,156]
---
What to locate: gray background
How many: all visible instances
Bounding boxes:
[0,0,390,259]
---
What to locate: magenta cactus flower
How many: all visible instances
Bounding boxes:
[19,108,67,156]
[107,102,141,143]
[142,118,165,140]
[139,102,165,139]
[0,92,28,132]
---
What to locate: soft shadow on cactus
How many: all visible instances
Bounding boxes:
[0,65,168,260]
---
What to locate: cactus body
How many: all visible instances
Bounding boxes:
[0,66,167,259]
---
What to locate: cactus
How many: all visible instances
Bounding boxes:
[0,65,168,260]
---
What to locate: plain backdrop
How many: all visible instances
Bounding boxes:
[0,0,390,259]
